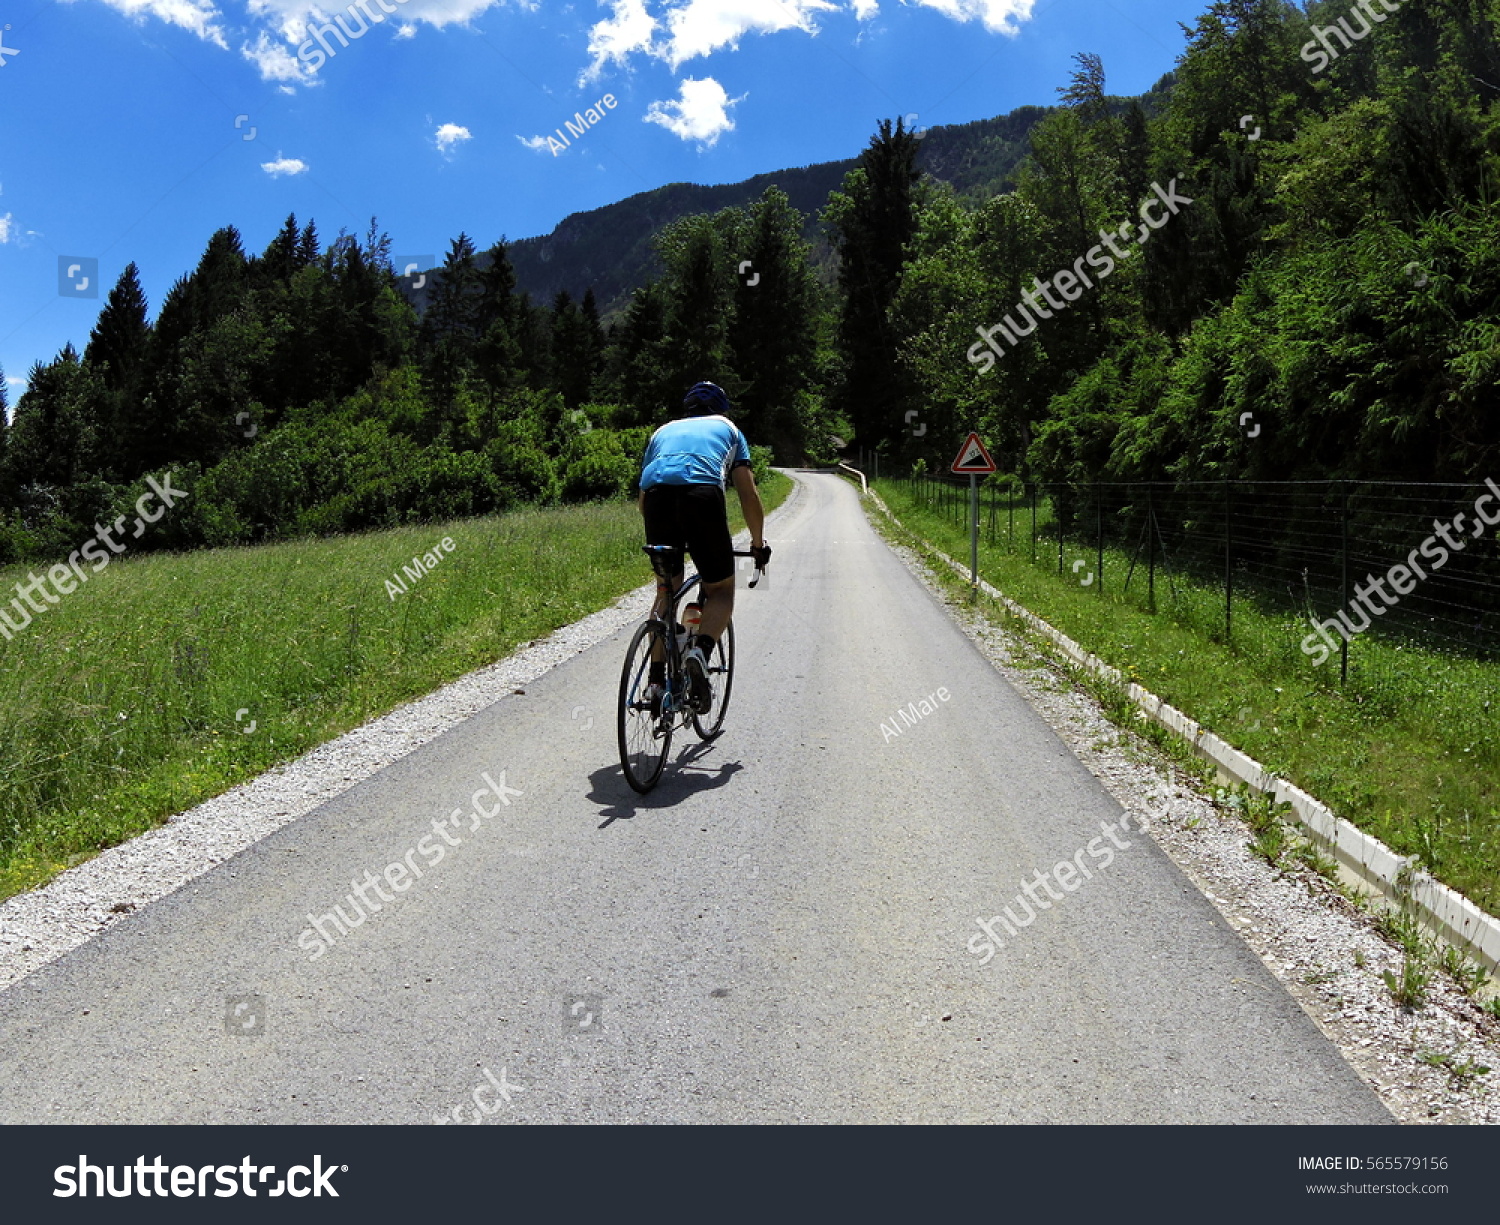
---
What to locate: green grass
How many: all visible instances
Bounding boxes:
[1384,956,1432,1011]
[1416,1048,1492,1084]
[1440,945,1490,997]
[0,473,790,900]
[872,476,1500,917]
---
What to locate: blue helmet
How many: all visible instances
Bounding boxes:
[682,381,731,418]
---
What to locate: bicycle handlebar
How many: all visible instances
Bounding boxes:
[732,548,769,589]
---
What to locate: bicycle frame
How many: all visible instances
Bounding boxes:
[639,544,760,726]
[642,546,701,724]
[619,544,763,791]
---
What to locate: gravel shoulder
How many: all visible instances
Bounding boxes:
[866,489,1500,1126]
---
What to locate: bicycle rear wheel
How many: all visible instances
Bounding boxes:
[691,620,734,741]
[619,620,672,793]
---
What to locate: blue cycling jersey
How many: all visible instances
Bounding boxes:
[639,415,752,489]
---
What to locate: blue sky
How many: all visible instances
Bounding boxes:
[0,0,1212,395]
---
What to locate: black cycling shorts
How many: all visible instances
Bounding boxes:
[641,483,735,585]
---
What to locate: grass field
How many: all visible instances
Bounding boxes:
[0,472,790,901]
[873,477,1500,917]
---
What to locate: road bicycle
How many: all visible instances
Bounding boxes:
[617,545,764,793]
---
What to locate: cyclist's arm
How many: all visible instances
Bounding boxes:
[730,463,765,548]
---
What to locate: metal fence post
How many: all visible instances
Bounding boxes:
[1097,488,1104,597]
[1030,485,1037,564]
[1148,485,1156,612]
[1225,478,1233,645]
[1341,481,1350,685]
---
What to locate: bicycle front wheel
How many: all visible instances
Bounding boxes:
[619,620,672,793]
[692,620,734,741]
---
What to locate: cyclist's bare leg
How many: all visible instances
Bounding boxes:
[697,576,735,643]
[652,572,683,620]
[650,572,682,663]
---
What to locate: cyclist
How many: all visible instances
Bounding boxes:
[638,381,771,711]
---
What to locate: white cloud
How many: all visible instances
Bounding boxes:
[230,0,505,89]
[581,0,1035,79]
[435,122,472,154]
[517,134,554,153]
[261,155,309,175]
[245,0,510,40]
[581,0,657,83]
[0,212,38,248]
[908,0,1032,36]
[658,0,835,67]
[644,76,742,145]
[79,0,229,47]
[240,29,320,83]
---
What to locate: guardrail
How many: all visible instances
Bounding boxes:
[837,462,868,495]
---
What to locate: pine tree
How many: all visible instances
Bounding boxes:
[257,214,302,288]
[420,233,482,427]
[477,238,519,333]
[658,212,736,394]
[730,187,819,459]
[616,281,675,425]
[514,293,553,392]
[580,288,605,373]
[471,239,523,395]
[298,220,320,267]
[150,227,249,370]
[824,119,923,450]
[85,263,151,393]
[82,263,153,480]
[140,228,254,471]
[550,290,598,409]
[423,234,481,348]
[4,346,92,490]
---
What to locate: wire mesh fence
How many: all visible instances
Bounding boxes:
[899,472,1500,680]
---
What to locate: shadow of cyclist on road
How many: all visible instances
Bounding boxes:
[588,748,746,827]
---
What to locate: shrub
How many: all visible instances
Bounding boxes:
[750,445,775,486]
[485,436,558,506]
[559,430,636,502]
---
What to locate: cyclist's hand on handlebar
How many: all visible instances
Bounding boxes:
[750,542,772,568]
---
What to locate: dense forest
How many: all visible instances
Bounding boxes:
[2,0,1497,565]
[896,0,1500,490]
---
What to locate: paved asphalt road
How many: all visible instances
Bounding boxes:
[0,473,1390,1124]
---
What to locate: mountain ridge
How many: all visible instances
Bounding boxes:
[498,104,1055,314]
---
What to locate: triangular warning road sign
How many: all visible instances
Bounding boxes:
[951,431,997,474]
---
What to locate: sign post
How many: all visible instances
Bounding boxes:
[951,431,997,591]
